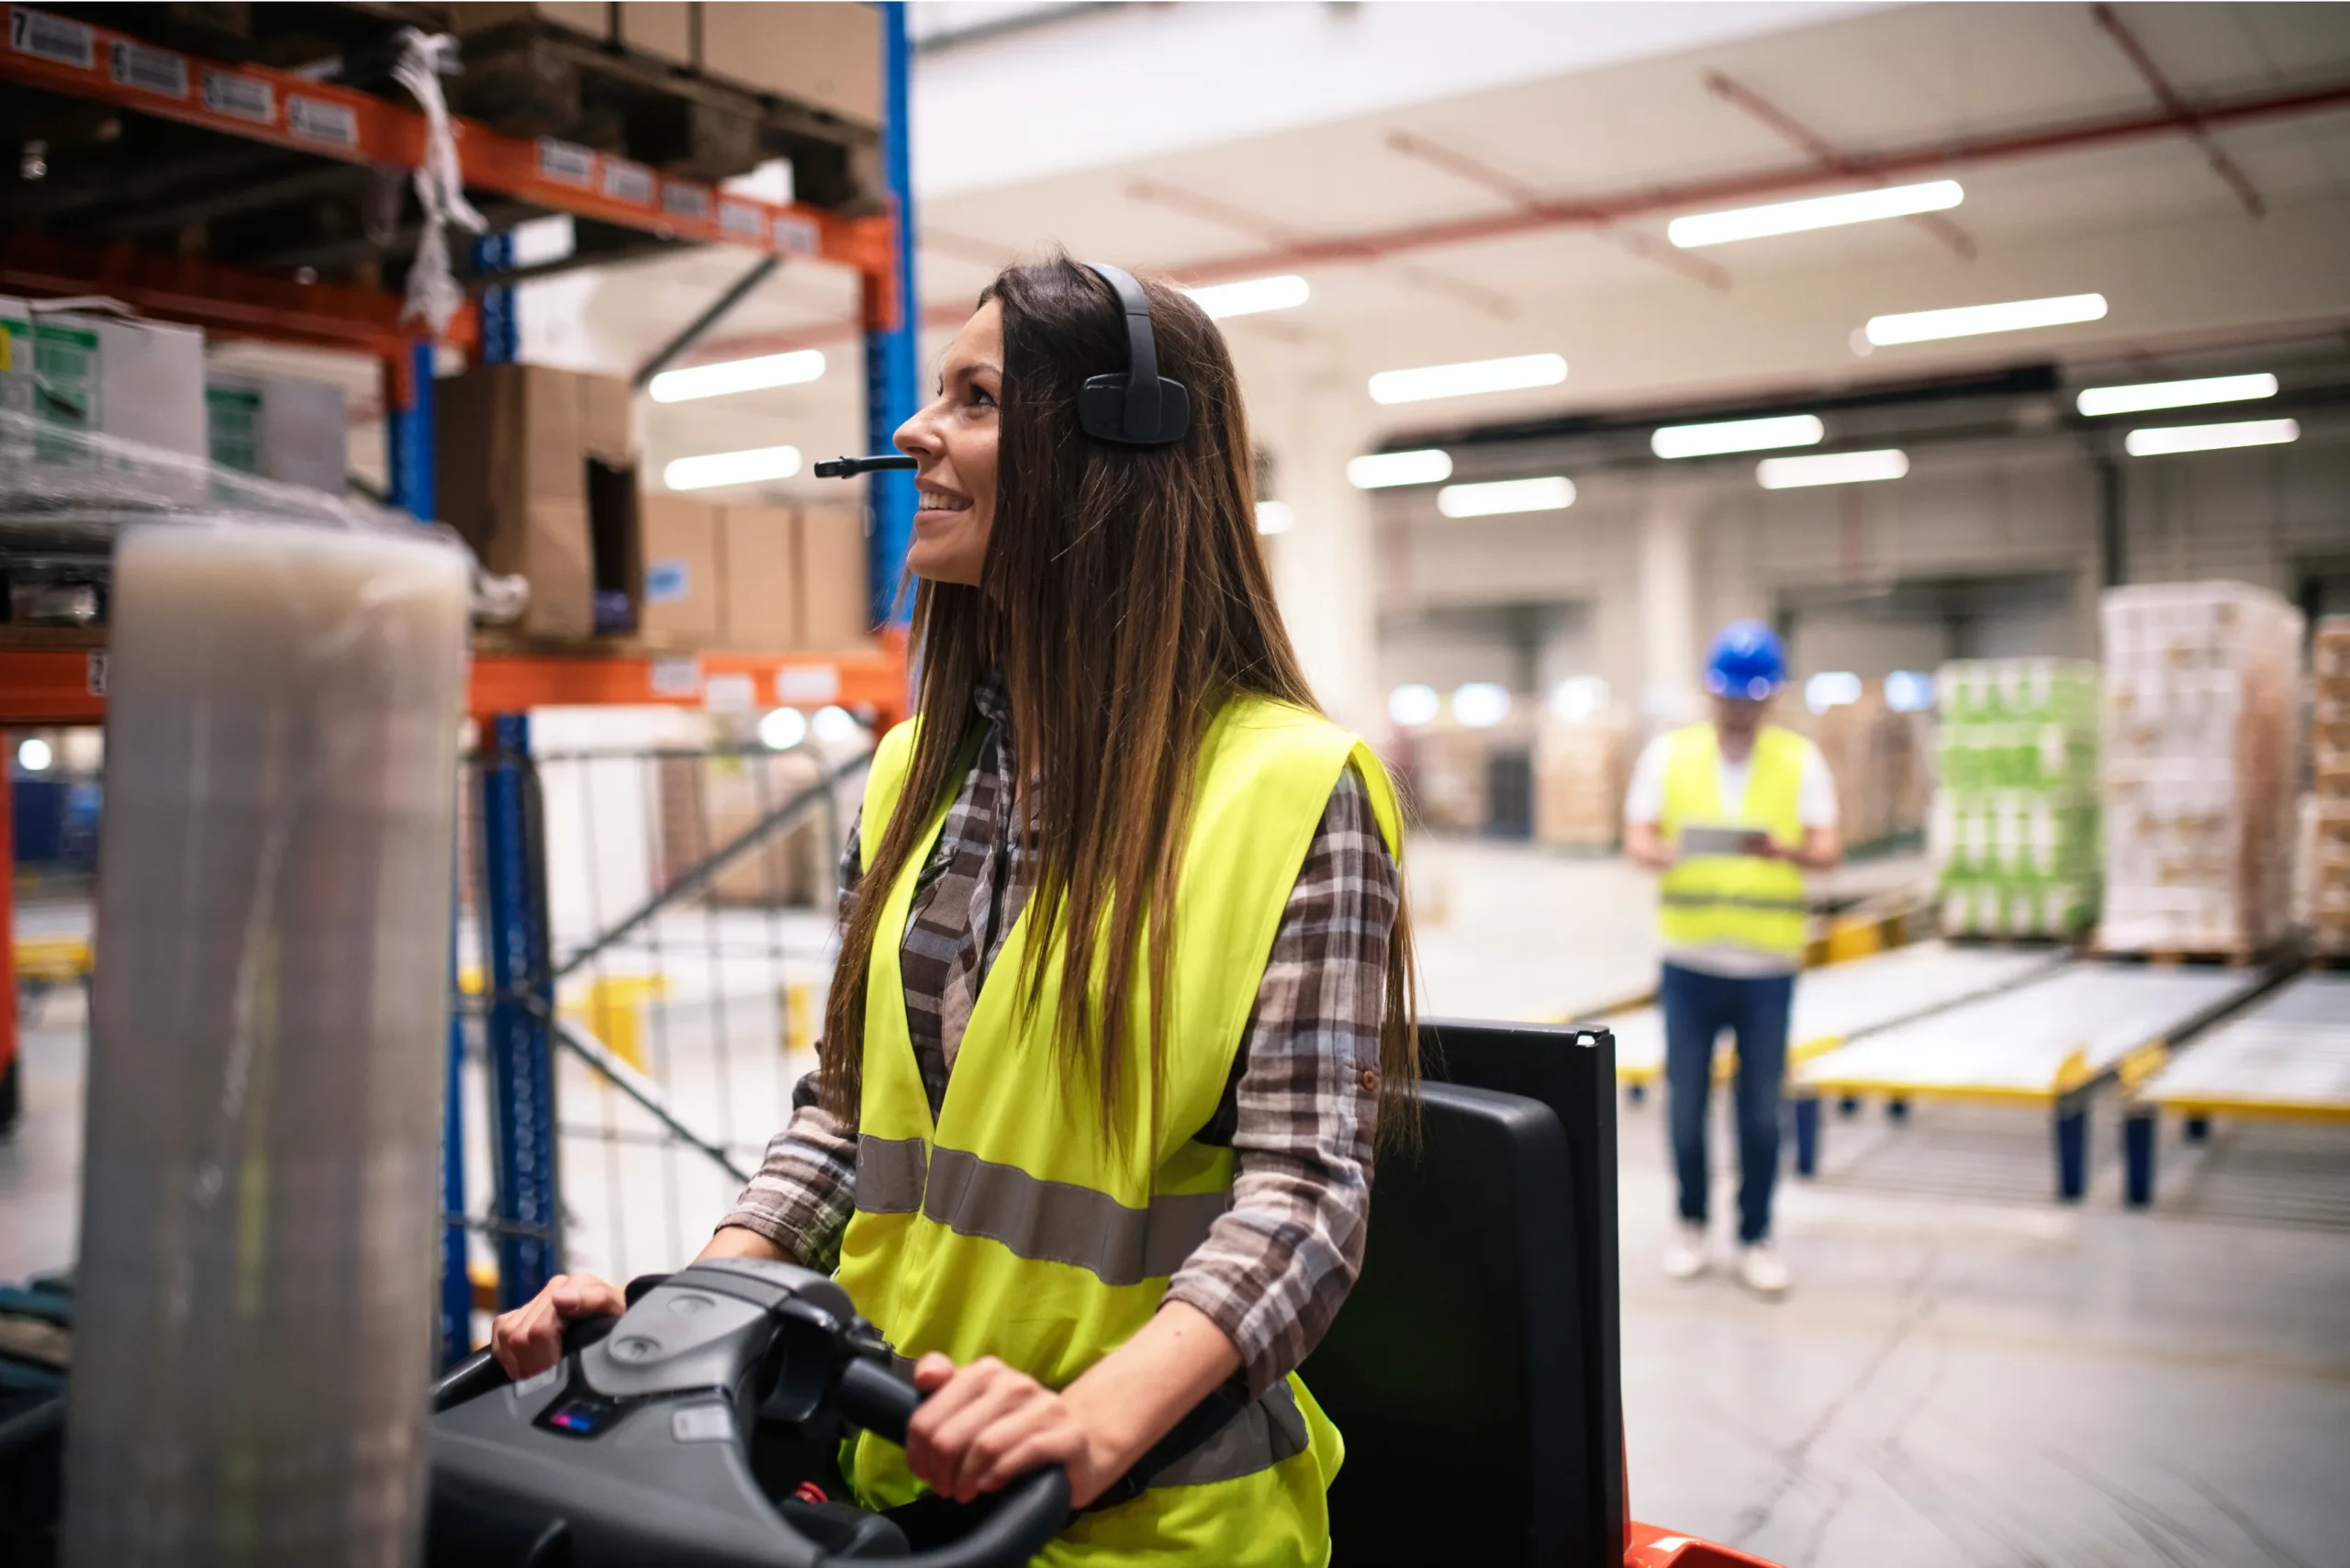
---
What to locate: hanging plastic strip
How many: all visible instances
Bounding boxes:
[390,28,487,340]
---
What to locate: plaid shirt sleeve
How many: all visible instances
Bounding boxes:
[716,812,865,1271]
[1161,766,1400,1398]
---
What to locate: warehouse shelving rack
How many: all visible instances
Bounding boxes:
[0,2,923,1357]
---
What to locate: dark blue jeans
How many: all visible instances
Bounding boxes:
[1660,962,1794,1245]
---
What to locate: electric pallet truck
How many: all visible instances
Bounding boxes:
[0,1022,1775,1567]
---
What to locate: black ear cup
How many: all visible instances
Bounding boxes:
[1075,262,1192,447]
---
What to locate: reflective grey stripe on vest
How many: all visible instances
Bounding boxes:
[1658,891,1807,913]
[1147,1381,1310,1489]
[854,1137,1231,1289]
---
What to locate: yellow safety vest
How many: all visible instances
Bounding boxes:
[1656,722,1809,958]
[836,692,1404,1567]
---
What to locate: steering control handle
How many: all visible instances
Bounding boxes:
[833,1357,1074,1568]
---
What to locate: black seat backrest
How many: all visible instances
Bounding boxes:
[1304,1021,1623,1568]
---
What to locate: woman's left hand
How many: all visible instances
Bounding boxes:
[905,1351,1123,1507]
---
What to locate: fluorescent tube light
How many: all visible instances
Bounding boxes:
[2076,373,2277,417]
[649,350,826,404]
[1756,449,1908,489]
[1651,413,1824,459]
[1184,274,1310,319]
[1255,499,1295,535]
[665,445,803,490]
[2123,418,2299,457]
[1864,293,2106,346]
[1437,476,1575,517]
[1806,671,1863,714]
[759,708,808,750]
[1370,353,1566,406]
[1389,684,1440,727]
[1669,180,1964,249]
[1347,448,1454,488]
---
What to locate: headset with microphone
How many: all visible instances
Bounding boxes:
[814,260,1189,477]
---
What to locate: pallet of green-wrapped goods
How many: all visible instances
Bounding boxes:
[1932,658,2102,938]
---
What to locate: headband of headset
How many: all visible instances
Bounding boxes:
[1074,261,1192,447]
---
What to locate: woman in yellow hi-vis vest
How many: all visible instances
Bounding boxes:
[1624,622,1839,1299]
[489,258,1418,1564]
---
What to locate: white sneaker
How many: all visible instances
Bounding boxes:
[1738,1242,1791,1298]
[1662,1221,1708,1282]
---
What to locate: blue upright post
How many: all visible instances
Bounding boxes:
[475,231,519,368]
[863,1,920,631]
[2054,1103,2090,1203]
[386,339,437,521]
[481,713,560,1305]
[2122,1113,2157,1208]
[440,864,473,1365]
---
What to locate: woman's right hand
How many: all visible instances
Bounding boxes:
[488,1271,625,1381]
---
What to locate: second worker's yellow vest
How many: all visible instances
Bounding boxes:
[834,691,1404,1567]
[1656,722,1809,957]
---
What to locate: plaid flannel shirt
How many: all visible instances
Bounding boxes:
[720,679,1399,1396]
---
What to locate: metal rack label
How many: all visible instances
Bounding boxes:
[199,66,273,124]
[599,158,655,207]
[536,138,596,189]
[8,7,94,70]
[287,95,358,150]
[107,39,185,98]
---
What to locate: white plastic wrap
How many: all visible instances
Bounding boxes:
[36,422,474,1561]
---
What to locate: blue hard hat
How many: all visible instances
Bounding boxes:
[1705,621,1786,700]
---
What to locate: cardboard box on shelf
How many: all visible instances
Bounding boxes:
[204,369,346,492]
[447,3,610,38]
[618,1,695,63]
[719,504,798,652]
[797,504,873,652]
[699,1,882,126]
[637,495,722,650]
[2,297,207,458]
[437,364,637,641]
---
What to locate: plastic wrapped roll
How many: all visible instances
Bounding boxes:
[64,521,471,1565]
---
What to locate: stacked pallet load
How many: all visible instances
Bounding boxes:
[1812,682,1930,853]
[2313,617,2350,957]
[1534,712,1630,849]
[2098,582,2301,958]
[1932,659,2101,938]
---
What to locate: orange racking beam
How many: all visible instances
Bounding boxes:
[0,4,899,324]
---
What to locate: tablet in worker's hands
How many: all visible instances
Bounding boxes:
[1678,824,1764,857]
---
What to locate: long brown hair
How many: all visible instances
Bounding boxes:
[822,255,1417,1147]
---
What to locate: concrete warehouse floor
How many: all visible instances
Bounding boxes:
[4,846,2346,1565]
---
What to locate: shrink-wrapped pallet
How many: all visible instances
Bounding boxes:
[1811,684,1929,854]
[1932,658,2101,938]
[2312,617,2350,955]
[2098,582,2300,956]
[1533,713,1629,848]
[1398,722,1493,834]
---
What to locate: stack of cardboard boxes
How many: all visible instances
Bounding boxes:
[1,296,207,459]
[638,496,873,655]
[1533,715,1629,849]
[1932,659,2101,939]
[2311,617,2350,958]
[656,745,833,910]
[2098,581,2301,957]
[1810,683,1931,855]
[1399,723,1493,834]
[451,3,882,128]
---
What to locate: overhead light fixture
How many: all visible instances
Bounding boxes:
[1388,684,1440,727]
[1255,499,1295,535]
[1437,476,1575,517]
[648,350,827,404]
[1452,683,1512,728]
[1184,274,1310,319]
[1864,293,2106,346]
[665,445,803,490]
[1668,179,1964,249]
[1652,413,1824,459]
[1756,449,1908,489]
[2076,373,2277,417]
[2123,418,2299,457]
[1369,353,1566,406]
[1347,448,1454,488]
[1806,671,1863,714]
[759,708,809,750]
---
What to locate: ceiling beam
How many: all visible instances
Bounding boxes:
[2088,4,2266,218]
[686,74,2350,364]
[1702,72,1977,260]
[1383,129,1732,292]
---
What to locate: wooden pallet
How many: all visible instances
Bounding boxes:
[2086,941,2273,969]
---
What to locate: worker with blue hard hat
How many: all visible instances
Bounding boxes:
[1623,621,1841,1297]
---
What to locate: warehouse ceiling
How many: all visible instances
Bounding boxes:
[343,1,2350,494]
